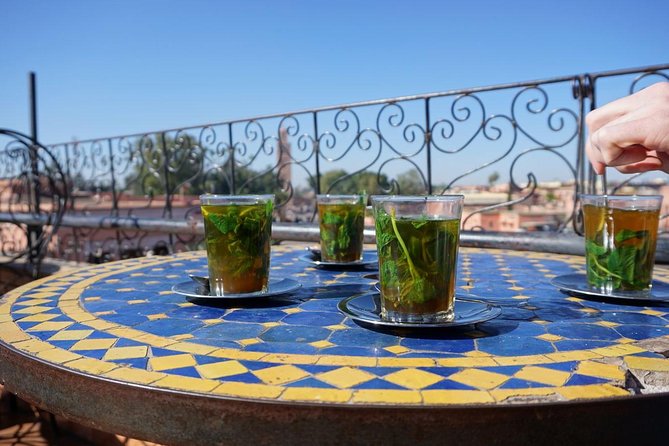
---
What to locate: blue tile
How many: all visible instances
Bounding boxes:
[239,361,284,372]
[480,365,524,375]
[499,378,552,389]
[298,364,342,375]
[547,322,622,341]
[150,347,185,357]
[284,377,338,389]
[415,366,461,378]
[115,338,148,348]
[601,312,668,326]
[320,346,395,357]
[477,335,554,356]
[553,340,612,351]
[218,372,263,384]
[245,341,319,355]
[540,361,578,372]
[615,324,669,340]
[50,340,79,350]
[281,311,345,327]
[135,318,206,337]
[352,378,407,390]
[223,309,288,324]
[328,328,399,350]
[109,357,149,369]
[166,366,201,378]
[260,325,332,344]
[423,379,478,391]
[191,322,264,341]
[87,331,119,340]
[400,338,476,354]
[565,374,609,386]
[77,349,108,360]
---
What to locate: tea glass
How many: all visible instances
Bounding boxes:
[372,195,464,323]
[581,194,662,296]
[200,194,274,296]
[316,194,366,263]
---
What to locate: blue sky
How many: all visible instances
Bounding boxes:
[1,0,668,186]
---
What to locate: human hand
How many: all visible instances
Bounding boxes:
[585,82,669,174]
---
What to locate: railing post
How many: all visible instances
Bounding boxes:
[313,112,321,195]
[27,72,43,273]
[425,98,432,194]
[228,125,236,194]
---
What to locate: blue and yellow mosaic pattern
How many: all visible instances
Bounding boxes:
[2,245,669,406]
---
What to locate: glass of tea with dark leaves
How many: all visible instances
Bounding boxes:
[316,194,366,263]
[581,194,662,296]
[372,195,463,323]
[200,194,274,296]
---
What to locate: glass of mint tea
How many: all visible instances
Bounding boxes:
[317,194,367,263]
[372,195,464,323]
[581,194,662,296]
[200,194,274,295]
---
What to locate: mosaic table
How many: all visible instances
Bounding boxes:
[1,244,669,445]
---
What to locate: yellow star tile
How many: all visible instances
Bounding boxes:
[237,338,261,346]
[262,322,281,328]
[579,308,599,314]
[512,295,530,300]
[282,307,302,314]
[149,353,197,372]
[159,290,175,295]
[316,366,376,388]
[253,364,310,385]
[384,345,410,355]
[640,309,666,317]
[514,366,570,386]
[178,302,196,307]
[449,368,509,390]
[116,288,135,292]
[565,297,584,303]
[197,360,249,379]
[84,296,101,302]
[71,338,117,351]
[147,313,168,321]
[575,361,625,381]
[595,321,620,328]
[103,346,148,361]
[48,330,94,341]
[203,319,223,325]
[616,338,635,344]
[325,324,349,331]
[383,369,444,390]
[310,340,335,349]
[128,299,149,305]
[537,333,564,342]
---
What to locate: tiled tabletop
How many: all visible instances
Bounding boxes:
[2,244,669,407]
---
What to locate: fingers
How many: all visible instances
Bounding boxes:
[585,82,668,133]
[612,153,667,174]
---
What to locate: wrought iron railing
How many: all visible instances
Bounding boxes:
[1,63,668,267]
